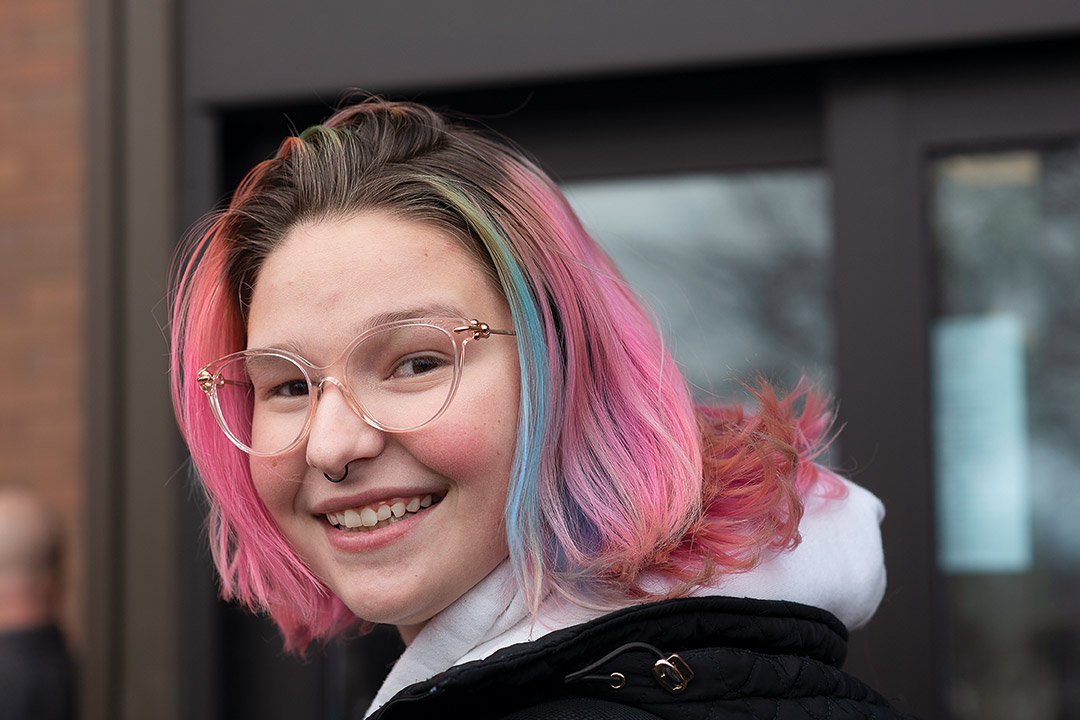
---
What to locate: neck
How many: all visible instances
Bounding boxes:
[396,620,426,646]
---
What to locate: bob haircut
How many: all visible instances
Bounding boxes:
[170,98,837,650]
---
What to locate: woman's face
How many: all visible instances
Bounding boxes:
[245,212,520,643]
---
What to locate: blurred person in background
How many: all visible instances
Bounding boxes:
[0,487,77,720]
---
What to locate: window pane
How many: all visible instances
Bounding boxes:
[562,171,833,404]
[932,143,1080,719]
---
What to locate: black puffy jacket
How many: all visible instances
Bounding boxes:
[367,596,918,719]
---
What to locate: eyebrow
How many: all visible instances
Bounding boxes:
[360,304,465,333]
[255,303,466,355]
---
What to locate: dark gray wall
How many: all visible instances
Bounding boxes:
[87,0,180,719]
[183,0,1080,103]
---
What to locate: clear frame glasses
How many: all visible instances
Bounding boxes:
[197,318,515,456]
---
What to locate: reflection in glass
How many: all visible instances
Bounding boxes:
[933,144,1080,719]
[932,314,1032,573]
[563,171,833,404]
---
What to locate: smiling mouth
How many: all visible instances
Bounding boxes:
[324,494,442,532]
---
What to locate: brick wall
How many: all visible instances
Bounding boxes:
[0,0,85,648]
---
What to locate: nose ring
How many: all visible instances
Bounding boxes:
[323,465,349,483]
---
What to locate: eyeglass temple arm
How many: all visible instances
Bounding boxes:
[453,319,516,341]
[196,369,252,395]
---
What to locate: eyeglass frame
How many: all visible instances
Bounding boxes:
[196,317,516,457]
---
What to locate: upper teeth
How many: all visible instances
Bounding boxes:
[326,494,435,529]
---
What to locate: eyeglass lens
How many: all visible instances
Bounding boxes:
[213,324,459,454]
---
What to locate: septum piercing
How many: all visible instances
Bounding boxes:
[323,466,349,483]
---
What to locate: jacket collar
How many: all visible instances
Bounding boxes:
[370,596,848,719]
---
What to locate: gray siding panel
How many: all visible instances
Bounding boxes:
[183,0,1080,103]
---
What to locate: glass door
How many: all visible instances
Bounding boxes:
[931,142,1080,718]
[563,170,835,402]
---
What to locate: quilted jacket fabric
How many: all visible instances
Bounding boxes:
[367,596,918,719]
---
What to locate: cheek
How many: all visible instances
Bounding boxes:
[421,350,521,481]
[248,455,304,516]
[416,389,520,508]
[425,414,515,473]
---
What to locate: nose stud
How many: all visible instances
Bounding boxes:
[323,465,349,483]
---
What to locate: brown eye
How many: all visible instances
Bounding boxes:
[391,355,448,378]
[271,379,310,397]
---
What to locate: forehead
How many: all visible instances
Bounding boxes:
[246,213,504,351]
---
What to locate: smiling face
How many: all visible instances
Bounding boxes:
[246,212,520,643]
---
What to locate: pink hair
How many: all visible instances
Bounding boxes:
[169,98,841,651]
[482,163,841,607]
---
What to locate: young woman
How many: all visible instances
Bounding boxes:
[171,98,913,718]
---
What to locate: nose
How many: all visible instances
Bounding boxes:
[304,379,386,478]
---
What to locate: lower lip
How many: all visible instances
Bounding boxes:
[321,504,434,552]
